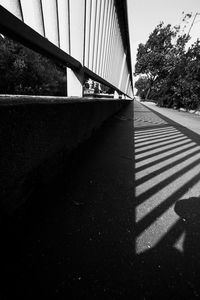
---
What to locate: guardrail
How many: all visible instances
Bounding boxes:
[0,0,133,98]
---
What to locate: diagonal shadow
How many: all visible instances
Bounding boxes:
[135,131,184,144]
[135,128,183,139]
[135,136,190,155]
[2,99,200,299]
[135,143,198,172]
[135,134,187,149]
[134,101,200,298]
[136,171,200,236]
[136,147,200,186]
[135,126,176,134]
[136,156,200,205]
[134,123,171,130]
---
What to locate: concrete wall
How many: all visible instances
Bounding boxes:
[0,96,131,213]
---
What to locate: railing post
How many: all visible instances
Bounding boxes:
[67,68,84,97]
[125,74,130,95]
[118,51,127,90]
[67,0,85,97]
[114,91,119,99]
[0,0,134,98]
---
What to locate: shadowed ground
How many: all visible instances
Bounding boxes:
[1,103,136,299]
[1,100,200,299]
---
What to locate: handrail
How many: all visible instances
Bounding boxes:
[0,5,81,70]
[0,0,133,98]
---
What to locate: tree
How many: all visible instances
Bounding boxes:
[134,15,194,107]
[178,39,200,109]
[135,23,177,99]
[134,76,150,99]
[0,35,67,96]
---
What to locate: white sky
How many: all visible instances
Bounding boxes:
[127,0,200,72]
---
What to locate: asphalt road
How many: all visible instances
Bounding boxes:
[143,101,200,136]
[2,100,200,299]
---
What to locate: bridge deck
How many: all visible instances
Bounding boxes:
[2,101,200,298]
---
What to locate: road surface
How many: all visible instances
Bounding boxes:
[2,100,200,299]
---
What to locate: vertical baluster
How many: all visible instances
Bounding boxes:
[105,8,116,82]
[84,0,91,67]
[91,0,98,71]
[98,0,109,77]
[96,0,105,75]
[41,0,59,46]
[0,0,23,20]
[88,0,96,70]
[93,0,101,73]
[102,0,114,79]
[67,0,85,96]
[57,0,70,53]
[115,28,123,86]
[125,74,130,95]
[110,19,120,84]
[20,0,44,36]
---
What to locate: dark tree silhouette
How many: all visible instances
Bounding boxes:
[0,35,67,96]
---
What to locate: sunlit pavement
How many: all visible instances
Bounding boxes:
[2,100,200,298]
[135,100,200,253]
[143,100,200,136]
[134,100,200,298]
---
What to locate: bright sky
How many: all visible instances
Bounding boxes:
[127,0,200,73]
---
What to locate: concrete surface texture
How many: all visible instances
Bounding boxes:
[1,102,135,299]
[0,96,128,213]
[2,100,200,298]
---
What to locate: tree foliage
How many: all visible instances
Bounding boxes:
[134,15,200,110]
[134,76,150,99]
[0,35,67,96]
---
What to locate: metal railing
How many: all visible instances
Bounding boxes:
[0,0,133,98]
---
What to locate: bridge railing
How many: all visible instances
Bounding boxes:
[0,0,133,98]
